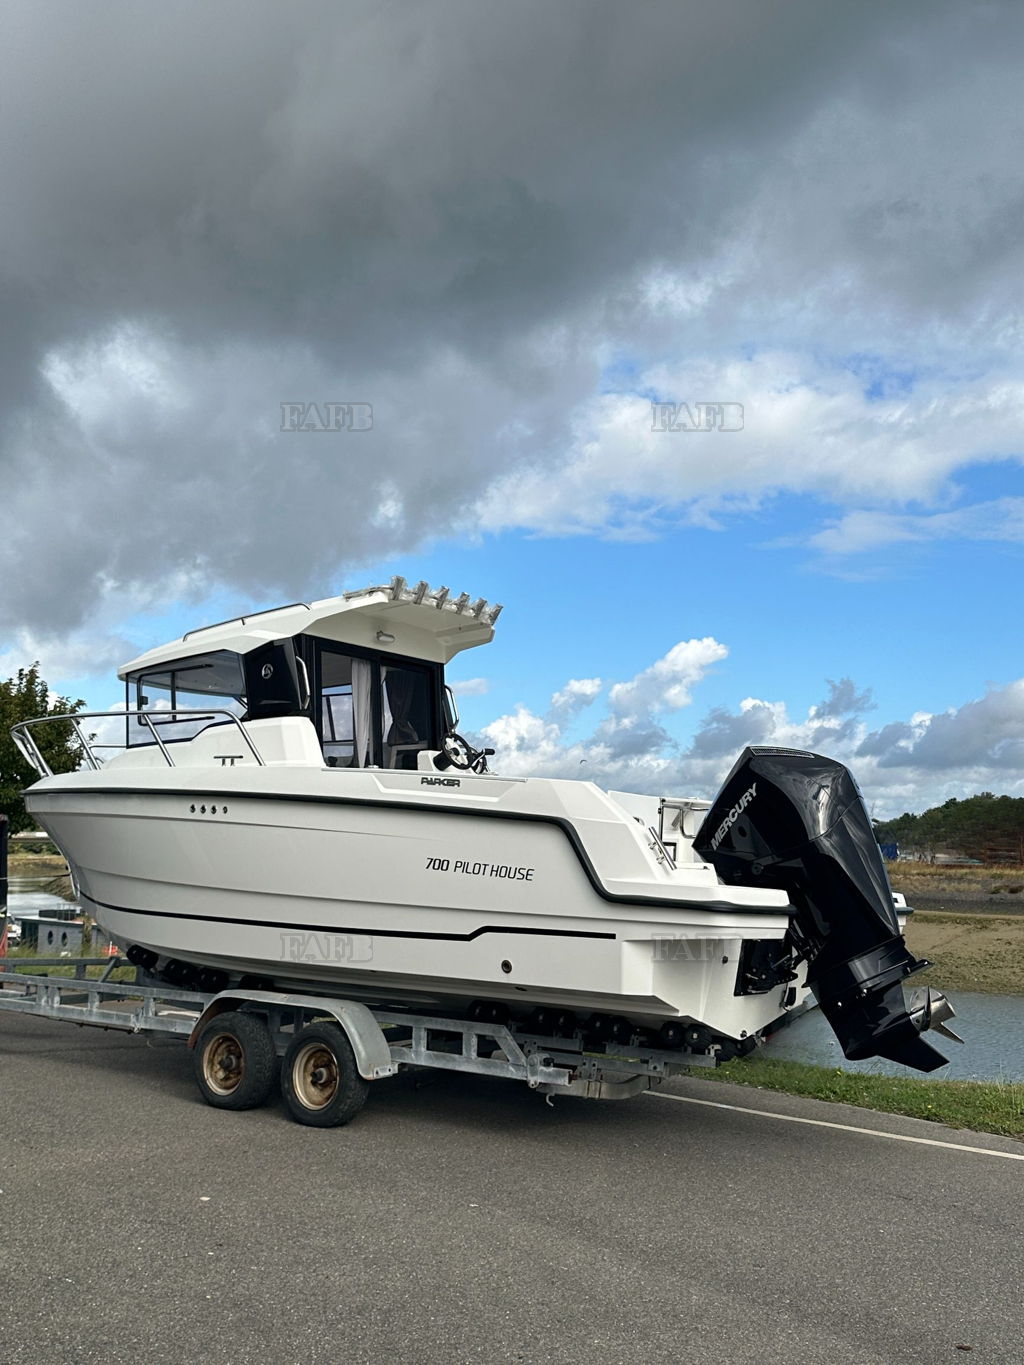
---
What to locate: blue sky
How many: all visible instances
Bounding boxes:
[396,465,1024,734]
[63,456,1019,723]
[45,452,1024,819]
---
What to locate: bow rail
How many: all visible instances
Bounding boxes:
[11,708,266,777]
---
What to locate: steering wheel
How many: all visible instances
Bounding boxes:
[441,732,475,770]
[439,733,494,774]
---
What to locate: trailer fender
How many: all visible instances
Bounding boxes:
[187,991,398,1080]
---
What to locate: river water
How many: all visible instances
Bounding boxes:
[5,875,77,919]
[4,881,1022,1080]
[764,991,1024,1083]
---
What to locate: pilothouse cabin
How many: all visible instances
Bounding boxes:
[114,578,501,771]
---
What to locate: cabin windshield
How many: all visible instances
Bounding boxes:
[127,650,246,747]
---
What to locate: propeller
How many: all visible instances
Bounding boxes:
[908,987,964,1045]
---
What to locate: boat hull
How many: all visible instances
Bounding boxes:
[27,771,802,1040]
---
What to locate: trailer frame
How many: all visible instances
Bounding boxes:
[0,956,715,1120]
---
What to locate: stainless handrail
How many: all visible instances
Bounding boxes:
[181,601,312,641]
[296,655,312,711]
[136,710,175,767]
[10,708,266,777]
[10,713,105,774]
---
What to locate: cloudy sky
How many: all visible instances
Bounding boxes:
[3,0,1023,816]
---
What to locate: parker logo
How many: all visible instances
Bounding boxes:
[421,776,461,787]
[710,782,757,851]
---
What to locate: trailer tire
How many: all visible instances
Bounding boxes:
[193,1011,277,1111]
[281,1022,368,1127]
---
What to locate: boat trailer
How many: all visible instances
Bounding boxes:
[0,956,717,1125]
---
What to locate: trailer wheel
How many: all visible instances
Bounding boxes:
[281,1022,368,1127]
[193,1011,277,1111]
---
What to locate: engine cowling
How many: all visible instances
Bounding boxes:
[693,746,956,1073]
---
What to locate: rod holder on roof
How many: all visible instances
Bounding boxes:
[345,576,503,626]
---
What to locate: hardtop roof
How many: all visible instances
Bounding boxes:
[119,576,502,677]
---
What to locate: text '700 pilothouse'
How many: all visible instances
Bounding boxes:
[13,577,960,1071]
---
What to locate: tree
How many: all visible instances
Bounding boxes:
[875,792,1024,865]
[0,665,86,833]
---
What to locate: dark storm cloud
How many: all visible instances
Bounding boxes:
[863,682,1024,771]
[856,720,917,759]
[2,0,1022,643]
[687,701,776,759]
[812,678,875,720]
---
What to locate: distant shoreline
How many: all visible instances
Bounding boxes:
[8,853,71,879]
[891,863,1024,917]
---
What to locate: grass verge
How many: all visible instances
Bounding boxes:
[704,1055,1024,1141]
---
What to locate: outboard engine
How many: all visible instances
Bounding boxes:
[694,746,961,1073]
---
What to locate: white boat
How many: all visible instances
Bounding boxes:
[13,577,959,1070]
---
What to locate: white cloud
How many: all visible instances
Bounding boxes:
[481,637,726,782]
[807,498,1024,559]
[480,705,579,778]
[608,639,727,718]
[549,677,602,720]
[478,355,1024,541]
[448,677,489,697]
[682,678,1024,815]
[480,658,1024,818]
[858,681,1024,775]
[0,630,136,697]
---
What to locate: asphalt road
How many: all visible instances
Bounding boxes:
[0,1013,1021,1365]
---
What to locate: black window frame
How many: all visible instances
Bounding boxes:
[302,634,444,768]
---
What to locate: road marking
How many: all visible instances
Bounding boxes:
[648,1091,1024,1161]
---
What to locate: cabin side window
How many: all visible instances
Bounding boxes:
[126,650,246,747]
[313,639,440,769]
[319,649,374,768]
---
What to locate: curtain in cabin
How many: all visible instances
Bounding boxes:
[351,658,373,767]
[384,668,419,748]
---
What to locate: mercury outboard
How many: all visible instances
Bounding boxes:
[694,746,962,1073]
